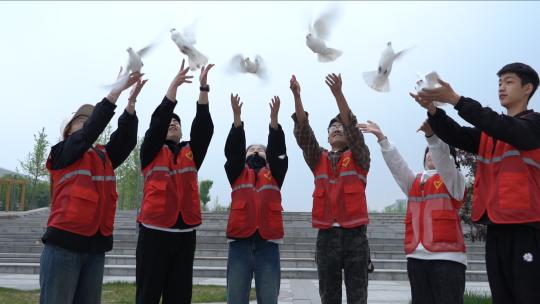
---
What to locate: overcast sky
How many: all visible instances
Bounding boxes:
[1,1,539,211]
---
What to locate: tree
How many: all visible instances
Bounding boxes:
[456,149,486,242]
[96,124,113,145]
[18,127,50,209]
[199,179,213,211]
[115,137,143,210]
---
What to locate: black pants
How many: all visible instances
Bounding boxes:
[135,225,196,304]
[486,224,540,304]
[407,258,466,304]
[316,226,369,304]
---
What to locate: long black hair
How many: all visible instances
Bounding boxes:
[423,145,460,169]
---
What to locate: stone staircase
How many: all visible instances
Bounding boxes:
[0,209,487,281]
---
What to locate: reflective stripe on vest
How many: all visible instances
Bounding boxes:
[144,166,197,180]
[408,193,452,202]
[58,169,116,184]
[316,171,367,184]
[232,184,280,193]
[477,150,520,164]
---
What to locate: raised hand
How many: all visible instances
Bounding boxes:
[290,75,301,97]
[126,78,148,114]
[269,96,280,129]
[357,120,385,142]
[171,59,193,88]
[416,78,461,105]
[409,92,437,115]
[231,93,243,127]
[417,119,434,137]
[166,59,193,102]
[325,73,342,96]
[199,64,215,87]
[107,66,143,103]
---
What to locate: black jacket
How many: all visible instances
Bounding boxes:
[140,97,214,229]
[42,98,138,253]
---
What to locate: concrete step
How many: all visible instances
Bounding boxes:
[0,263,487,281]
[0,254,486,271]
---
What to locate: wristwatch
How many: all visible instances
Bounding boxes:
[200,85,210,92]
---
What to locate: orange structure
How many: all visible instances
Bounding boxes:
[0,178,26,211]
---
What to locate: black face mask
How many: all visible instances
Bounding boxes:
[246,153,267,170]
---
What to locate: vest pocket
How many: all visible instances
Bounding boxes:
[65,185,99,227]
[404,212,413,245]
[143,180,168,213]
[102,191,118,233]
[431,210,458,243]
[267,201,284,232]
[312,188,325,219]
[498,172,530,210]
[343,184,364,214]
[229,200,247,233]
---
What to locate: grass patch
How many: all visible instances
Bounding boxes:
[0,283,256,303]
[463,291,492,304]
[409,291,491,304]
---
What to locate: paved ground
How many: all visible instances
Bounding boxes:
[0,274,491,304]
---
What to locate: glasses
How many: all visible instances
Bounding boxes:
[328,125,343,133]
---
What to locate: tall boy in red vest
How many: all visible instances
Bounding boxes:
[411,62,540,304]
[135,59,214,304]
[290,73,371,304]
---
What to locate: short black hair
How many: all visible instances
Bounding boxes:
[171,113,181,124]
[497,62,539,101]
[327,117,340,132]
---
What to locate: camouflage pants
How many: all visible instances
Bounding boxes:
[315,226,369,304]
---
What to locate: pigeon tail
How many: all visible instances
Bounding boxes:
[363,71,390,92]
[317,48,342,62]
[188,48,209,71]
[103,74,130,92]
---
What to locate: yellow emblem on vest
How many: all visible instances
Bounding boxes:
[264,171,272,181]
[342,157,351,167]
[185,151,193,160]
[433,179,443,189]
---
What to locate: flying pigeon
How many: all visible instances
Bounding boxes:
[363,42,410,92]
[306,6,343,62]
[228,54,268,80]
[106,45,154,91]
[170,24,208,71]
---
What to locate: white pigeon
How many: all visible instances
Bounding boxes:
[106,45,154,91]
[415,71,445,107]
[228,54,268,80]
[363,42,410,92]
[170,26,208,71]
[306,6,343,62]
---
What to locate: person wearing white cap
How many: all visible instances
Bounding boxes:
[40,70,146,304]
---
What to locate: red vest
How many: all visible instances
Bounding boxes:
[138,145,201,227]
[311,150,369,229]
[226,166,284,240]
[46,145,117,237]
[473,132,540,223]
[404,173,466,254]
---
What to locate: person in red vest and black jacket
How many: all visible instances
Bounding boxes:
[411,62,540,304]
[224,94,288,304]
[360,119,467,304]
[40,70,145,304]
[290,73,371,304]
[135,59,214,304]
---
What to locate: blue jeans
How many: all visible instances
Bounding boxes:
[40,244,105,304]
[227,234,281,304]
